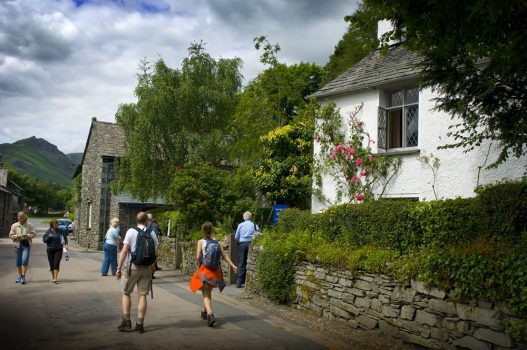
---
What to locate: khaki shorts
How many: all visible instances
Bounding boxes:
[122,264,152,295]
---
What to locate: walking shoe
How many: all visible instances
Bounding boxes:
[207,314,216,327]
[117,318,132,332]
[20,276,26,285]
[135,323,144,334]
[201,311,207,320]
[15,275,21,283]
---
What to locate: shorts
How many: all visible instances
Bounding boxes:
[14,245,31,267]
[122,263,152,295]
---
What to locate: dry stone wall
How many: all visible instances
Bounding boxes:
[245,247,526,350]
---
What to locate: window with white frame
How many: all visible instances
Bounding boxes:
[88,202,92,229]
[378,88,419,150]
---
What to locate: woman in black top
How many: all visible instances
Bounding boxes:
[43,219,68,284]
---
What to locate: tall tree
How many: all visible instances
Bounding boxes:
[228,37,324,166]
[115,42,243,200]
[348,0,527,165]
[324,17,378,82]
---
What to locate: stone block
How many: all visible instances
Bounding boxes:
[371,298,382,312]
[382,305,399,318]
[429,299,457,315]
[453,336,491,350]
[331,298,360,316]
[407,333,442,349]
[411,279,446,299]
[355,297,371,309]
[349,288,365,297]
[354,280,372,291]
[392,286,416,303]
[357,315,378,330]
[401,305,416,320]
[325,275,337,283]
[327,289,341,298]
[478,300,493,310]
[347,319,359,328]
[379,294,390,303]
[389,318,421,334]
[330,305,352,319]
[379,320,400,337]
[457,304,501,329]
[315,269,326,280]
[442,317,469,334]
[416,310,438,326]
[431,327,449,341]
[473,328,513,348]
[357,274,375,282]
[338,277,352,287]
[341,293,355,304]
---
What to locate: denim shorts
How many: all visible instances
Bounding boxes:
[14,246,31,267]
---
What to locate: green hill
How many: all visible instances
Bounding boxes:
[67,152,83,165]
[0,137,79,188]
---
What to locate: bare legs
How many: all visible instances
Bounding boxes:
[138,294,147,319]
[201,284,213,314]
[50,269,59,282]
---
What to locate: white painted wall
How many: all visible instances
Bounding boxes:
[312,87,527,213]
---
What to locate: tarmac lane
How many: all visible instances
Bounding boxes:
[0,234,349,350]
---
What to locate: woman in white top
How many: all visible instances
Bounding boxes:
[101,217,121,276]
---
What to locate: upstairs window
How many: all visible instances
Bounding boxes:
[378,88,419,150]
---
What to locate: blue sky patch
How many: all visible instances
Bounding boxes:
[71,0,171,14]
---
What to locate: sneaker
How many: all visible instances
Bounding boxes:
[201,311,207,320]
[135,323,144,334]
[117,318,132,332]
[207,314,216,327]
[15,275,21,283]
[20,276,26,285]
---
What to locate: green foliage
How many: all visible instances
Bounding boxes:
[348,1,527,165]
[313,103,400,204]
[115,42,243,200]
[253,103,316,208]
[324,18,378,82]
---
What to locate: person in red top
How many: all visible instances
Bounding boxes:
[190,221,237,327]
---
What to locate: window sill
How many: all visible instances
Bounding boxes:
[375,148,420,157]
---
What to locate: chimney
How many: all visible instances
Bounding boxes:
[0,166,7,188]
[377,19,401,47]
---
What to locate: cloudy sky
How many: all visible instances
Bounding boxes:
[0,0,357,154]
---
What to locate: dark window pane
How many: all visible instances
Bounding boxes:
[387,90,403,107]
[405,88,419,104]
[388,109,402,148]
[378,107,387,150]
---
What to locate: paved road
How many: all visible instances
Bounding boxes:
[0,228,353,350]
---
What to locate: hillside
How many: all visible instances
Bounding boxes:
[67,152,83,165]
[0,137,79,188]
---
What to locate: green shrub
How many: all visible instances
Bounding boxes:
[476,179,527,240]
[257,242,298,304]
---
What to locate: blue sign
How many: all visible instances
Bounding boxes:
[273,204,288,224]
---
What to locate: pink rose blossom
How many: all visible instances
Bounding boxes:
[361,170,368,177]
[369,155,374,161]
[355,158,363,167]
[349,176,359,184]
[346,153,351,160]
[355,193,365,201]
[315,136,321,143]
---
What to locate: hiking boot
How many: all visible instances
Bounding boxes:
[117,318,132,332]
[201,311,207,320]
[207,314,216,327]
[135,323,144,334]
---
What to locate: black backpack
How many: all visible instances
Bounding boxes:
[131,227,156,266]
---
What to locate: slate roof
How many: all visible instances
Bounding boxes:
[309,44,422,99]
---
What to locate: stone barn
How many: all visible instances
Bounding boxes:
[75,118,165,250]
[0,165,24,237]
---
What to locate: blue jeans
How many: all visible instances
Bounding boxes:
[237,241,251,286]
[101,242,118,275]
[14,245,31,267]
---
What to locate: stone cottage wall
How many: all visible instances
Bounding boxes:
[245,248,526,350]
[78,119,125,250]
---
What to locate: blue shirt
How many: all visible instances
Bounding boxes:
[235,220,259,243]
[105,226,121,245]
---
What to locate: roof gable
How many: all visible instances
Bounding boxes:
[310,44,422,99]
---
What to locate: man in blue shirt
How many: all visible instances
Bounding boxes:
[234,211,259,288]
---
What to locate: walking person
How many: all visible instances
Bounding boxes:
[43,219,68,284]
[9,211,35,284]
[101,217,121,276]
[116,212,158,334]
[190,221,238,327]
[147,213,161,276]
[234,211,259,288]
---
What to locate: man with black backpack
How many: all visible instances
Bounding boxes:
[116,212,159,334]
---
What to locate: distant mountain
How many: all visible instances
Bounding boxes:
[66,152,83,166]
[0,137,78,188]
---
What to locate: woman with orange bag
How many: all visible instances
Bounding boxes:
[190,221,237,327]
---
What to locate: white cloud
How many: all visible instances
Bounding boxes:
[0,0,357,154]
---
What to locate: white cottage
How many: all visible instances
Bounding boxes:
[310,23,526,212]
